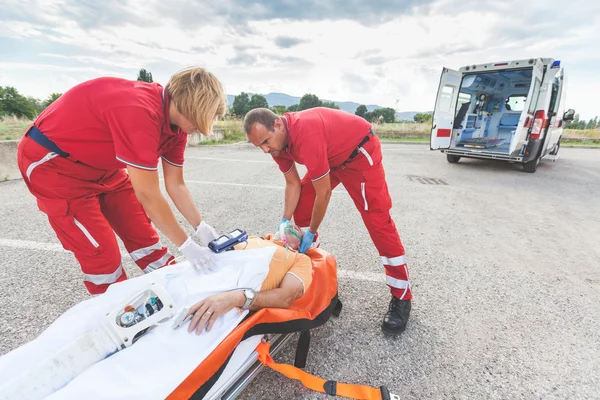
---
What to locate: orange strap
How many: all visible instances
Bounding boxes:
[256,342,387,400]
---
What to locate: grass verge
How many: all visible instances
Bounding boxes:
[0,117,31,141]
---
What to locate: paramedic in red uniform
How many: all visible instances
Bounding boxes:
[243,107,412,335]
[17,67,226,295]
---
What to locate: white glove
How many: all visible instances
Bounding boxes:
[178,237,216,273]
[195,221,219,246]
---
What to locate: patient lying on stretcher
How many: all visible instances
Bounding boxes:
[0,223,313,400]
[184,223,312,335]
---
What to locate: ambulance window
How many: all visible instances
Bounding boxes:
[458,92,471,106]
[506,95,527,112]
[439,85,455,112]
[528,78,541,114]
[549,79,560,112]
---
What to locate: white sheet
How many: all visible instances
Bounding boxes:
[0,246,276,400]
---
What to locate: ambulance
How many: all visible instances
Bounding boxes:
[430,58,575,173]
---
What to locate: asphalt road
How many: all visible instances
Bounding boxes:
[1,143,599,399]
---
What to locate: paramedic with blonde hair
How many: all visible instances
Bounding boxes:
[244,107,411,335]
[185,228,312,335]
[17,67,226,295]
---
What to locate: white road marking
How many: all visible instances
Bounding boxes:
[0,238,66,253]
[337,269,384,283]
[183,180,285,190]
[179,179,348,194]
[0,238,383,283]
[185,156,273,164]
[0,238,129,257]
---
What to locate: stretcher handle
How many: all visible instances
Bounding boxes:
[256,342,396,400]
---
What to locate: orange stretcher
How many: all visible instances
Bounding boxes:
[165,236,399,400]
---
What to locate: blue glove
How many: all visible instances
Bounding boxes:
[299,230,316,253]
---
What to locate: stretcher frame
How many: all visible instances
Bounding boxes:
[205,333,293,400]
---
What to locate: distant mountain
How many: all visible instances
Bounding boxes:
[226,92,430,121]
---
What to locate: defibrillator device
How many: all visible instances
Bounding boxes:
[208,228,248,253]
[1,283,175,400]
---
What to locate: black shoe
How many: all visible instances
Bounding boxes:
[381,296,411,335]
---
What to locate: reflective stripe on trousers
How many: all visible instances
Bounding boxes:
[143,252,173,273]
[83,263,124,285]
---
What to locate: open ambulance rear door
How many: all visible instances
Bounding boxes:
[430,68,462,150]
[544,66,567,153]
[518,58,546,155]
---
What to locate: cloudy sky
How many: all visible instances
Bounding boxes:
[1,0,599,119]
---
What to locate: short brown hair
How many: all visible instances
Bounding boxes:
[243,108,279,134]
[166,67,227,136]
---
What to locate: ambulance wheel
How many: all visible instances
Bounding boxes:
[523,158,539,173]
[446,155,461,163]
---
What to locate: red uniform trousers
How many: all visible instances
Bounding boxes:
[17,137,174,295]
[293,134,412,300]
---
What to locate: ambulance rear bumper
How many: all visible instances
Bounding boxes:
[441,148,524,163]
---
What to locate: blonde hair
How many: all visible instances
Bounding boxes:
[166,67,227,136]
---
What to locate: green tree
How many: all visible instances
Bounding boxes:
[414,113,432,124]
[366,107,396,123]
[232,92,250,117]
[43,93,62,109]
[271,105,287,115]
[248,94,269,111]
[137,68,153,83]
[586,117,597,130]
[287,104,299,112]
[321,101,340,110]
[355,104,368,118]
[298,94,322,111]
[0,86,38,119]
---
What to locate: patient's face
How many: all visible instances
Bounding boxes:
[274,222,304,250]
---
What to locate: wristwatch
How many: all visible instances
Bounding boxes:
[241,289,256,311]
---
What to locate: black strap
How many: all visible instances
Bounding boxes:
[294,330,311,368]
[340,132,373,169]
[332,298,343,317]
[27,126,70,157]
[323,380,337,396]
[380,386,391,400]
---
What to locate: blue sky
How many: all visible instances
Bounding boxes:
[1,0,599,119]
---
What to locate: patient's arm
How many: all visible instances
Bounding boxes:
[248,273,304,311]
[185,274,304,335]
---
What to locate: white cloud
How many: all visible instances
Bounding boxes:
[0,0,599,119]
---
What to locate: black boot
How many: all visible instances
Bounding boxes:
[381,296,411,335]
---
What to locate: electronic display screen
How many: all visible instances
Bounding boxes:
[230,229,243,237]
[215,236,229,245]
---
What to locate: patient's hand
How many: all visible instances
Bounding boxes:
[185,291,245,335]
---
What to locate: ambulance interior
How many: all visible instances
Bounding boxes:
[451,69,534,154]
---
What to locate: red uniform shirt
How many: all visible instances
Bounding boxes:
[34,77,187,171]
[273,107,372,181]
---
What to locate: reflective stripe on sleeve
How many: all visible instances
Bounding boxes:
[116,156,158,171]
[83,263,124,285]
[381,255,407,267]
[311,169,330,182]
[283,164,294,174]
[161,156,184,167]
